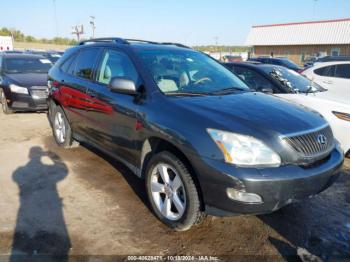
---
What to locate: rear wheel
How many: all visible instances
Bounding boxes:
[52,106,79,148]
[145,151,206,231]
[0,89,13,114]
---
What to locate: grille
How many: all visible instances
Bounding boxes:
[30,86,49,99]
[283,125,334,158]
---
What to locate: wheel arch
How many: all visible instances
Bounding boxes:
[140,136,205,210]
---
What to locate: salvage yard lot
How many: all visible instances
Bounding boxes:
[0,111,349,261]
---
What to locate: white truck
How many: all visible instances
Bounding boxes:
[0,36,14,51]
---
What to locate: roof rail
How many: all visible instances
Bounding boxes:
[78,37,192,49]
[160,42,191,49]
[78,37,129,45]
[124,39,159,45]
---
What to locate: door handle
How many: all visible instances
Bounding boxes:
[323,80,333,84]
[87,90,97,98]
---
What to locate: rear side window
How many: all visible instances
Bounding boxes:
[60,55,76,73]
[334,64,350,79]
[68,48,101,80]
[314,65,335,77]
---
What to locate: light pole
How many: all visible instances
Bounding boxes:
[90,16,96,39]
[52,0,59,37]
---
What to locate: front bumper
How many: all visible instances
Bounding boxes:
[191,146,344,216]
[7,92,48,111]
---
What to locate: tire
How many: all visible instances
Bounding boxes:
[51,106,79,149]
[145,151,206,231]
[0,89,13,114]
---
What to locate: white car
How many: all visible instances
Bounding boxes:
[229,63,350,155]
[302,61,350,104]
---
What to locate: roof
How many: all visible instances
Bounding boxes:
[246,18,350,46]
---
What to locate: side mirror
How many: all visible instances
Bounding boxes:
[260,87,274,94]
[109,77,137,95]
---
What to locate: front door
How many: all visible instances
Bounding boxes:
[84,48,142,167]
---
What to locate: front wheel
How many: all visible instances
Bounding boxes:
[145,151,206,231]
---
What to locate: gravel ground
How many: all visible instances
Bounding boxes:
[0,111,349,261]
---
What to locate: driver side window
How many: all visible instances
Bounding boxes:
[97,49,139,85]
[234,67,275,92]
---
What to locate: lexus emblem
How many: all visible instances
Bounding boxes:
[317,134,327,145]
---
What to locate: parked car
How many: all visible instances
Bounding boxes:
[25,50,63,64]
[301,61,350,104]
[47,38,343,231]
[303,56,318,68]
[304,56,350,68]
[222,55,243,63]
[0,53,52,113]
[248,57,303,72]
[225,62,350,155]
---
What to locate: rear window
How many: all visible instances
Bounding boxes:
[4,57,52,74]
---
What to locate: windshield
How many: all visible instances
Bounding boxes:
[137,49,249,95]
[4,57,52,74]
[274,59,299,68]
[263,66,326,93]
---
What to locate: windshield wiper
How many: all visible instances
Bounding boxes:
[165,92,207,97]
[207,87,248,95]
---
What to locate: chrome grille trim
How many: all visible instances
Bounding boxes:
[29,86,49,99]
[282,125,334,158]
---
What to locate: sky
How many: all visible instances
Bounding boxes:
[1,0,350,45]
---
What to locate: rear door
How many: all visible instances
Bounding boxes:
[84,48,142,166]
[56,47,102,138]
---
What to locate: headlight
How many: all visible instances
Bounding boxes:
[207,129,281,167]
[10,84,29,94]
[332,111,350,122]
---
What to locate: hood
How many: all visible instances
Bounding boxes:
[172,92,326,136]
[5,73,48,87]
[313,91,350,105]
[277,93,350,114]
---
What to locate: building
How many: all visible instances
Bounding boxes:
[245,18,350,65]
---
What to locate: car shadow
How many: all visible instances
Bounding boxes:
[11,146,71,261]
[80,142,151,210]
[259,170,350,260]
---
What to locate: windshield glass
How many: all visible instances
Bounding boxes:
[262,66,326,93]
[137,49,249,95]
[4,57,52,74]
[274,59,299,68]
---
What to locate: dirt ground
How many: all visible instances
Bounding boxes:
[0,111,349,261]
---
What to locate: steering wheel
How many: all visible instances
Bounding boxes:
[193,77,212,85]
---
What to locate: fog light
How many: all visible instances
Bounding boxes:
[227,188,263,203]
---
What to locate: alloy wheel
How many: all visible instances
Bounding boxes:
[150,163,187,220]
[54,112,66,143]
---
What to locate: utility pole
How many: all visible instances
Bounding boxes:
[89,16,96,39]
[52,0,59,37]
[313,0,318,19]
[71,25,84,41]
[214,36,221,60]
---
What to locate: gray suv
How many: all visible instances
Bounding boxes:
[47,38,344,231]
